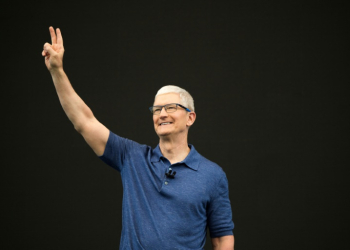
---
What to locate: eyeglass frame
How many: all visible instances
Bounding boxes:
[149,103,191,115]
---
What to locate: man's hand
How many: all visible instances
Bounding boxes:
[42,27,64,71]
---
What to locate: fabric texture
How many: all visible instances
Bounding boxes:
[99,131,234,250]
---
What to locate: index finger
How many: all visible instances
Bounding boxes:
[56,28,63,46]
[49,26,57,44]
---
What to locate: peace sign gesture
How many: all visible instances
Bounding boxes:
[42,27,64,71]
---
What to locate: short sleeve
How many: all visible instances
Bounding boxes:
[207,175,234,238]
[98,131,132,172]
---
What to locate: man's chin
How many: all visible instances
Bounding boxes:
[157,131,172,137]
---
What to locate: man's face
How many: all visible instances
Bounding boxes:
[152,93,194,138]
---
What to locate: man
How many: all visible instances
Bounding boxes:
[42,26,234,250]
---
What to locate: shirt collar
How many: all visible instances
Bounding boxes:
[151,144,200,171]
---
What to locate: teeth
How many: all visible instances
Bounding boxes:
[161,122,171,125]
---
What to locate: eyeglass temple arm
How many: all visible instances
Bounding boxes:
[178,104,191,112]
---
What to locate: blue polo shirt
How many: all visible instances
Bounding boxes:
[99,131,234,250]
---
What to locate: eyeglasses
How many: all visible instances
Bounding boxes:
[149,103,191,115]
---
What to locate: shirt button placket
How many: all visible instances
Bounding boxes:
[164,167,171,185]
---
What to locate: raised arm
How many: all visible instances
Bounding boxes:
[211,235,234,250]
[42,27,109,156]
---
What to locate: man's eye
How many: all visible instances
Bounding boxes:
[154,108,161,112]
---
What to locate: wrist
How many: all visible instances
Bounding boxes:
[49,67,65,76]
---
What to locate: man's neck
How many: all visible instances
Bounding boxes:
[159,135,190,165]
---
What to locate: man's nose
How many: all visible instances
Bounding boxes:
[159,107,168,116]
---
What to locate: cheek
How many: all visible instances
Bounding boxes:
[152,117,158,125]
[181,116,190,126]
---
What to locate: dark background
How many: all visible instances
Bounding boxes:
[3,1,349,249]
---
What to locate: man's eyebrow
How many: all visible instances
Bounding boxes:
[153,103,170,106]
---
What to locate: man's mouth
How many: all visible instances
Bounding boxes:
[159,122,172,126]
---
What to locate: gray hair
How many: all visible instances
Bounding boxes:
[155,85,195,111]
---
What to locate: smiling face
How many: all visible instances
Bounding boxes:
[153,93,195,138]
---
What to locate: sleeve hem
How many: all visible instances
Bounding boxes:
[210,230,233,238]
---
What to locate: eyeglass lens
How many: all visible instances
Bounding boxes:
[152,104,178,114]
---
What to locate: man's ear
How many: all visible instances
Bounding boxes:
[186,112,196,127]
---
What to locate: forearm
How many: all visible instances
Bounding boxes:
[50,68,94,132]
[212,235,234,250]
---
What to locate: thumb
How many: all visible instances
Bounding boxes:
[43,43,56,56]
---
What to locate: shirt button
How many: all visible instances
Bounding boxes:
[164,181,168,185]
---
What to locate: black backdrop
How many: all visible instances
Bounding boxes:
[3,1,349,249]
